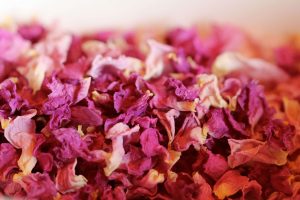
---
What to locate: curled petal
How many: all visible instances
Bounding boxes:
[221,78,242,110]
[165,150,181,170]
[147,77,197,112]
[143,39,173,80]
[56,159,87,194]
[197,74,228,109]
[153,109,180,146]
[138,169,165,189]
[173,114,206,151]
[4,109,37,175]
[105,123,140,139]
[104,136,125,176]
[104,123,140,176]
[74,77,91,104]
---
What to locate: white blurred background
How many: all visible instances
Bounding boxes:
[0,0,300,35]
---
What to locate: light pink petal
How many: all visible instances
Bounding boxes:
[143,39,173,80]
[88,55,143,78]
[35,33,72,64]
[4,109,37,175]
[212,52,289,82]
[0,29,30,62]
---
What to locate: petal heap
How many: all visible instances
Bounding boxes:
[0,22,299,200]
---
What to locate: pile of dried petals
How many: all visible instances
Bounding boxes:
[0,23,299,200]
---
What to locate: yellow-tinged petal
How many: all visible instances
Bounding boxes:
[190,126,207,145]
[1,118,11,129]
[165,150,181,169]
[283,97,300,126]
[167,171,178,182]
[228,139,288,168]
[104,123,140,176]
[154,109,180,147]
[197,74,228,109]
[56,159,87,194]
[4,109,37,175]
[139,169,165,189]
[104,136,124,176]
[212,52,289,82]
[213,170,249,199]
[77,125,84,137]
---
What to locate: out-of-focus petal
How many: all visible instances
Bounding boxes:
[19,55,52,93]
[212,52,289,82]
[270,167,293,195]
[17,23,45,43]
[143,39,173,80]
[0,29,30,62]
[283,97,300,127]
[35,32,72,64]
[88,55,143,78]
